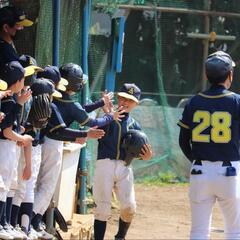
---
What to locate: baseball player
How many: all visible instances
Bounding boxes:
[31,63,121,234]
[10,78,62,240]
[0,56,43,240]
[178,51,240,239]
[0,61,34,240]
[93,83,152,240]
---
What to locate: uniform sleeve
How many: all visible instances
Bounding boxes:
[0,99,17,130]
[179,127,193,162]
[85,114,114,128]
[48,128,88,142]
[83,99,104,113]
[177,100,192,130]
[72,102,90,126]
[46,103,66,133]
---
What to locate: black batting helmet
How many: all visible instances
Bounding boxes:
[121,129,149,166]
[59,63,88,92]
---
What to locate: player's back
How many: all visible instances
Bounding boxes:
[184,85,240,161]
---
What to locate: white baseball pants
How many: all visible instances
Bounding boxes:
[0,140,17,201]
[93,159,136,222]
[189,161,240,240]
[33,137,63,215]
[13,145,42,206]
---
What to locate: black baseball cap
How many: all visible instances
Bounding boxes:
[0,6,33,28]
[37,66,68,91]
[205,51,235,79]
[1,61,34,87]
[30,78,62,98]
[117,83,141,103]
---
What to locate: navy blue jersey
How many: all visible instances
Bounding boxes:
[97,113,141,160]
[0,96,21,139]
[178,85,240,162]
[0,39,19,69]
[44,102,66,136]
[53,92,113,128]
[53,92,89,127]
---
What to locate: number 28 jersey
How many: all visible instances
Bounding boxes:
[178,85,240,162]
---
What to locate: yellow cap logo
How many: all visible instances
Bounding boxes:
[29,57,34,65]
[128,88,134,95]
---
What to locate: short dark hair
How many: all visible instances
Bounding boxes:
[207,72,230,85]
[0,6,16,30]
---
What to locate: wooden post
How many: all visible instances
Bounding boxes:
[201,0,211,91]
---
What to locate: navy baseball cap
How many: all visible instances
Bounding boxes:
[19,54,43,73]
[30,78,62,98]
[1,61,34,87]
[0,6,33,28]
[205,51,235,79]
[37,65,68,91]
[117,83,141,103]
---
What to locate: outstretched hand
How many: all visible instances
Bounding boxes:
[75,137,87,144]
[87,127,105,139]
[112,106,125,121]
[102,90,114,113]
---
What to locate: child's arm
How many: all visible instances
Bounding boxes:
[3,126,33,146]
[22,143,32,180]
[83,92,113,113]
[48,127,105,142]
[86,107,125,128]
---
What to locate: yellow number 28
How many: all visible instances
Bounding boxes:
[192,110,231,143]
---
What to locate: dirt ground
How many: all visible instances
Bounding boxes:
[105,184,224,240]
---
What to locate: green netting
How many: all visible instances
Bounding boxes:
[88,0,240,182]
[11,0,240,183]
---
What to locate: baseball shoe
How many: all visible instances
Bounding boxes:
[14,225,29,239]
[27,226,39,240]
[3,223,27,239]
[0,225,14,240]
[35,229,54,240]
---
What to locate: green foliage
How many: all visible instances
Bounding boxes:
[135,171,186,186]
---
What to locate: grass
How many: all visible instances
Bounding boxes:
[135,171,188,186]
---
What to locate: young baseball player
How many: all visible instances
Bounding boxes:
[0,61,34,240]
[31,63,121,235]
[93,83,152,240]
[10,78,62,240]
[0,56,43,240]
[178,51,240,239]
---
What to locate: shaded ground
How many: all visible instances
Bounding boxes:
[105,184,224,240]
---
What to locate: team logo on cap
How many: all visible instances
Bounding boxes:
[29,57,34,65]
[128,88,134,95]
[19,15,25,20]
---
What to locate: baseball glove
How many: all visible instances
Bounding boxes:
[27,93,52,129]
